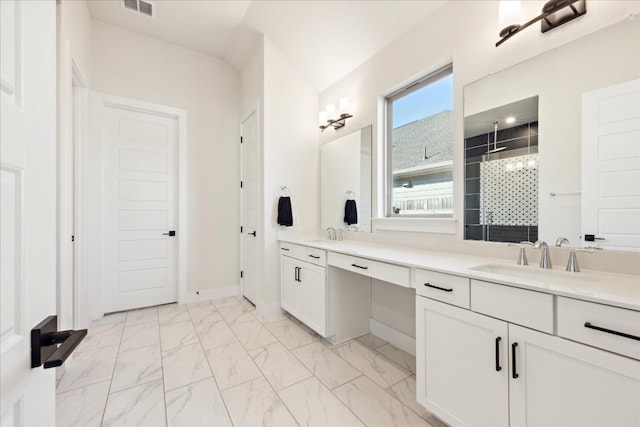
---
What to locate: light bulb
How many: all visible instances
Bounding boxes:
[339,97,350,116]
[499,0,522,31]
[326,104,336,120]
[505,116,516,124]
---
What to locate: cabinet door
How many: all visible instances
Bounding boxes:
[509,324,640,427]
[281,256,302,318]
[416,297,509,427]
[299,262,327,336]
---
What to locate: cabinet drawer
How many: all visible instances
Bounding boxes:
[471,280,554,334]
[292,244,307,261]
[415,269,470,309]
[306,247,327,266]
[557,297,640,360]
[280,242,293,254]
[328,252,410,287]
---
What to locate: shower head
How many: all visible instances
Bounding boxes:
[486,146,507,154]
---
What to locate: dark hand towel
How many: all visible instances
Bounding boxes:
[277,196,293,226]
[344,199,358,225]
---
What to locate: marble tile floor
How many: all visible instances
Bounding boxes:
[56,296,447,427]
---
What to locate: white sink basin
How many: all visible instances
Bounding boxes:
[470,263,601,286]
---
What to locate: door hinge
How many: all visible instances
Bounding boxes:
[240,226,243,233]
[71,235,75,242]
[240,181,243,188]
[240,271,244,278]
[240,136,243,144]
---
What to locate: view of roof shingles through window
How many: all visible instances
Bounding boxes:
[390,72,453,216]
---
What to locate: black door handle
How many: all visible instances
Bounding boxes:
[249,231,257,237]
[511,342,519,379]
[297,267,302,283]
[351,263,368,270]
[584,322,640,341]
[424,283,453,292]
[162,230,176,236]
[495,337,502,372]
[31,315,87,369]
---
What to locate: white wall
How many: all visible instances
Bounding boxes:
[317,1,640,329]
[91,21,240,294]
[261,37,319,306]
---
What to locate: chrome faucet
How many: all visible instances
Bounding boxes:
[555,237,569,247]
[326,227,336,241]
[566,247,601,272]
[533,240,552,269]
[507,241,533,265]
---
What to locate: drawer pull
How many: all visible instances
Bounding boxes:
[351,263,368,270]
[308,255,320,259]
[424,283,453,293]
[511,342,519,379]
[281,247,290,251]
[495,337,502,372]
[584,322,640,341]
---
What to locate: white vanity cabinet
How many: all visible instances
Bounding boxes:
[417,275,640,427]
[280,243,327,336]
[416,297,509,427]
[509,323,640,427]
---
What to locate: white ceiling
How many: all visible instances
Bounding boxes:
[87,0,447,91]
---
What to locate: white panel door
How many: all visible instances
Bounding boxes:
[280,256,301,317]
[1,1,57,425]
[99,101,178,313]
[299,262,327,336]
[582,79,640,251]
[509,324,640,427]
[241,112,259,304]
[416,297,509,427]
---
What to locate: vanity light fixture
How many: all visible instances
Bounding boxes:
[505,116,516,124]
[319,97,353,132]
[496,0,587,47]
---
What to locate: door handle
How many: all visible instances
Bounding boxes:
[31,315,87,369]
[294,266,299,282]
[424,283,453,292]
[249,231,257,237]
[511,342,519,379]
[495,337,502,372]
[162,230,176,237]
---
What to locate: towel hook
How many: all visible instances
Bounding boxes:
[346,190,356,200]
[280,185,291,197]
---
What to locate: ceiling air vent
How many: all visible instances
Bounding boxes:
[121,0,154,18]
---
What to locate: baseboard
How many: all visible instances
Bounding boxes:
[370,318,416,356]
[179,286,239,305]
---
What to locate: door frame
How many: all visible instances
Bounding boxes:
[239,103,262,305]
[57,41,88,330]
[81,92,188,322]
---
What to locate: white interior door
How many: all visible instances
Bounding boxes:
[582,79,640,251]
[97,98,179,313]
[1,1,57,424]
[241,112,259,304]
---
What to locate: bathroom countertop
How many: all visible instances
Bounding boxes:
[279,237,640,312]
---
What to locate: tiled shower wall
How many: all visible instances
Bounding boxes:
[464,122,539,243]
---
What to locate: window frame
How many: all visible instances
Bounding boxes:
[385,64,454,219]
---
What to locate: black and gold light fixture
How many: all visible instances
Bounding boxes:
[319,98,353,132]
[496,0,587,47]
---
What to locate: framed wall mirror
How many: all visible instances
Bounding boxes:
[321,125,373,232]
[463,18,640,251]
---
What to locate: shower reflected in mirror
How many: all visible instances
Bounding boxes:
[464,96,539,243]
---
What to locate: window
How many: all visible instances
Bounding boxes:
[386,65,453,218]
